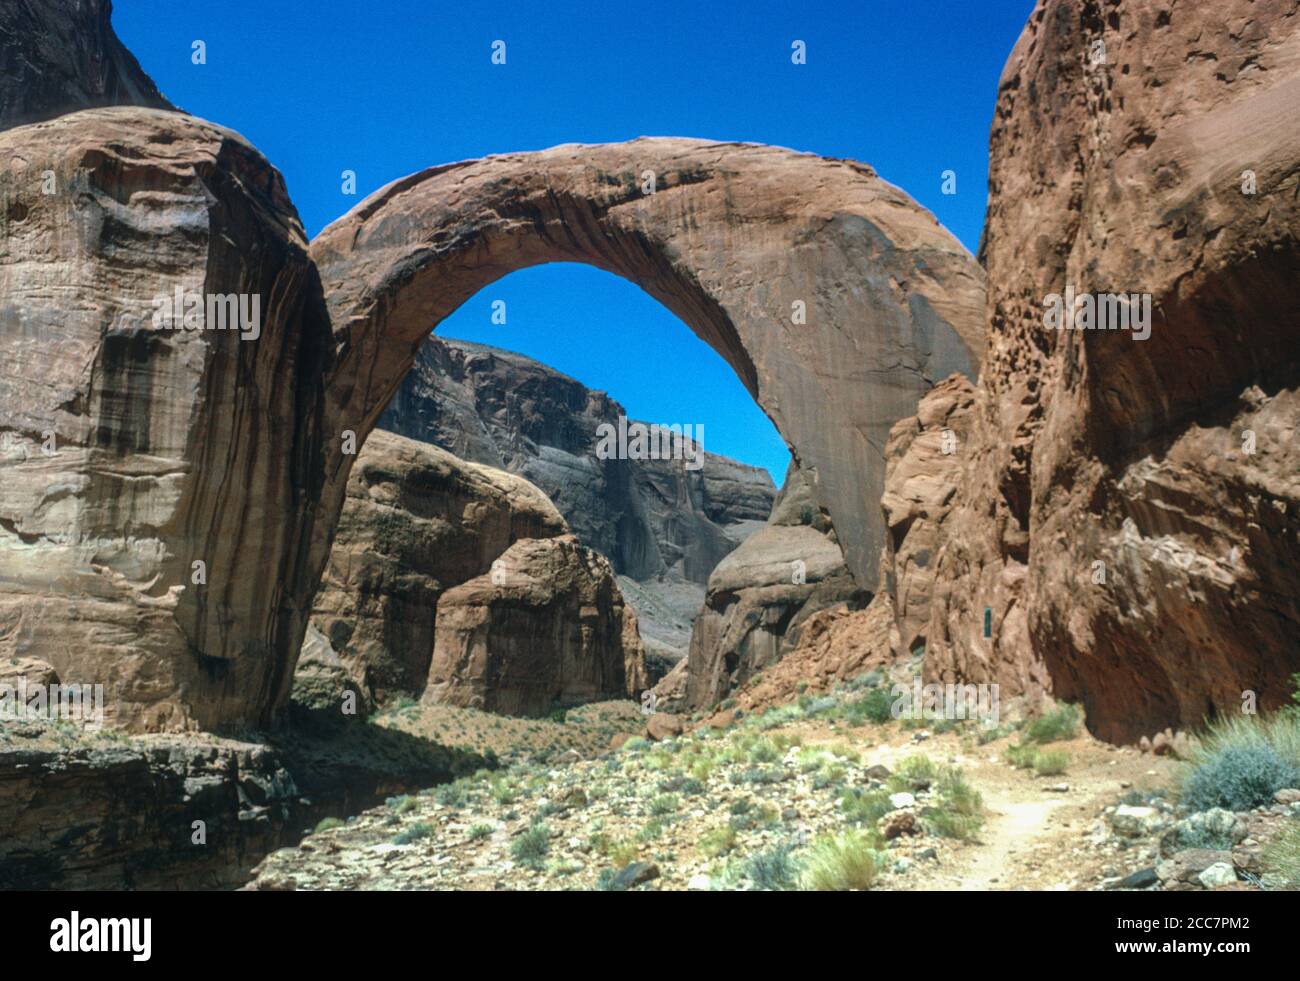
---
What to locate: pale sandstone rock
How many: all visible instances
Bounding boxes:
[0,107,333,732]
[423,536,646,716]
[305,429,566,701]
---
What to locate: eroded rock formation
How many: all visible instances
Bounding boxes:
[679,465,870,710]
[304,429,567,702]
[311,138,986,596]
[0,107,332,732]
[424,536,647,716]
[880,374,975,658]
[926,0,1300,741]
[379,336,775,663]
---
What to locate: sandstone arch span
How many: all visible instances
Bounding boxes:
[308,138,986,601]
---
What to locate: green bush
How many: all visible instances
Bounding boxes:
[1261,822,1300,889]
[746,843,800,891]
[1033,750,1070,777]
[392,822,433,845]
[843,688,895,726]
[510,823,551,867]
[649,793,680,816]
[800,832,884,891]
[313,816,344,834]
[1182,743,1299,812]
[1024,704,1081,744]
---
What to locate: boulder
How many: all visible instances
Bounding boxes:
[645,712,684,741]
[424,536,646,716]
[679,462,873,710]
[307,429,566,701]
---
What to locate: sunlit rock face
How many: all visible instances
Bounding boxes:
[0,107,333,731]
[926,0,1300,742]
[423,535,647,716]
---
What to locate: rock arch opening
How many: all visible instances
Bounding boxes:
[297,139,986,721]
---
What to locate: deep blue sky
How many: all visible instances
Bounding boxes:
[115,0,1033,481]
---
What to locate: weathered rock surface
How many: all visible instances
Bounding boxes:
[424,536,647,716]
[926,0,1300,740]
[0,107,333,732]
[0,0,174,132]
[382,338,775,582]
[380,336,774,662]
[0,720,489,889]
[880,374,975,658]
[699,594,897,724]
[305,429,567,701]
[681,465,870,710]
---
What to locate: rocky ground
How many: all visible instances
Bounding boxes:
[245,684,1300,892]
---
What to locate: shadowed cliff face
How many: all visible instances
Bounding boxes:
[379,337,776,584]
[0,0,174,131]
[925,0,1300,742]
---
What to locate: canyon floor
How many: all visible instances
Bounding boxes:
[246,694,1195,892]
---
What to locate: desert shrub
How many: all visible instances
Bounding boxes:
[435,779,472,807]
[925,809,983,841]
[1261,822,1300,890]
[510,823,551,867]
[700,824,738,858]
[1024,704,1081,744]
[755,704,804,730]
[840,788,894,827]
[843,688,895,726]
[466,823,494,841]
[1004,742,1039,769]
[747,738,781,764]
[392,822,433,845]
[1182,743,1300,812]
[313,816,344,834]
[936,766,983,816]
[1033,750,1070,777]
[387,794,418,815]
[746,843,800,891]
[800,832,885,891]
[891,754,938,790]
[621,736,650,753]
[649,793,680,816]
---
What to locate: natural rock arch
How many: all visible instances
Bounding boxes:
[308,138,986,602]
[0,114,983,732]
